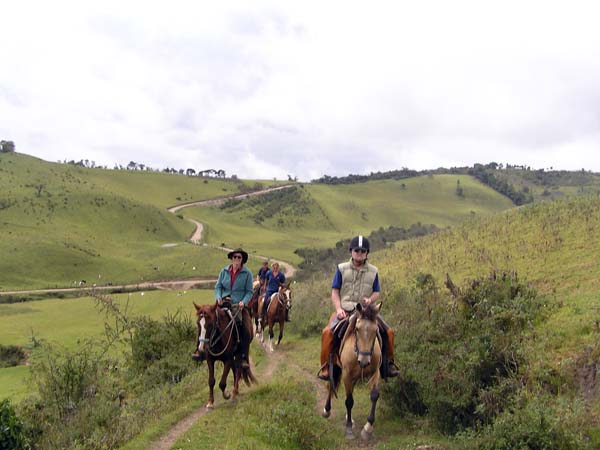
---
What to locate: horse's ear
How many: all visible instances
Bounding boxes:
[356,303,363,313]
[193,302,201,312]
[375,302,383,314]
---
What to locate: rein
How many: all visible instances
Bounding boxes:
[200,307,241,357]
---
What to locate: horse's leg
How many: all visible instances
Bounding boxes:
[361,384,380,441]
[322,384,333,418]
[232,364,240,402]
[344,389,355,439]
[220,361,231,400]
[206,359,216,409]
[276,319,284,346]
[343,375,355,439]
[268,319,275,353]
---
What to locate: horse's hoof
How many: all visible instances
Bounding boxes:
[322,409,330,418]
[361,425,373,441]
[205,402,214,409]
[222,391,231,400]
[345,429,355,440]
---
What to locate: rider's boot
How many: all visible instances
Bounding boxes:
[384,328,400,378]
[318,325,334,380]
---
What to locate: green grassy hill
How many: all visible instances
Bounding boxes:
[186,175,514,264]
[0,153,266,290]
[371,194,600,442]
[489,166,600,201]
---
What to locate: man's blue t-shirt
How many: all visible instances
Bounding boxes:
[265,270,286,295]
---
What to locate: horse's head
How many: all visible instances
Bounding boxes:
[193,302,219,362]
[278,283,292,311]
[354,302,382,368]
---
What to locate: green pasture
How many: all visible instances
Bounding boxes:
[185,175,514,265]
[0,289,215,401]
[0,153,272,290]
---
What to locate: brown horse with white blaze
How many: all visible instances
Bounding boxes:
[258,283,292,352]
[193,302,256,408]
[322,302,382,441]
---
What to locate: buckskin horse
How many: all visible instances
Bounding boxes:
[193,302,257,408]
[322,302,382,441]
[258,283,292,352]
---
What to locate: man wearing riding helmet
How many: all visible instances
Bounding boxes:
[318,235,399,380]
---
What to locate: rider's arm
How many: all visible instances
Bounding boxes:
[241,271,253,306]
[364,273,380,304]
[214,269,225,302]
[331,268,346,318]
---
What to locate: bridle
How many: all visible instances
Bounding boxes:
[196,306,240,357]
[353,325,377,359]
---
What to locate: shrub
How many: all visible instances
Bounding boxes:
[0,344,26,368]
[462,395,586,450]
[288,277,331,337]
[0,399,29,450]
[383,271,547,434]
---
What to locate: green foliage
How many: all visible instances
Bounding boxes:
[384,272,546,434]
[460,395,587,450]
[0,344,26,368]
[128,312,196,386]
[0,399,29,450]
[286,277,331,337]
[295,223,439,279]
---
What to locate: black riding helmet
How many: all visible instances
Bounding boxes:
[349,235,370,253]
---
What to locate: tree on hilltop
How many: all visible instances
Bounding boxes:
[0,140,15,153]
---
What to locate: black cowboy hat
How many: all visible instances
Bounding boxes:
[227,248,248,264]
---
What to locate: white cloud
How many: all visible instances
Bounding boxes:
[2,1,600,180]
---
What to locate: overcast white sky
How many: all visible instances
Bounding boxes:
[2,1,600,180]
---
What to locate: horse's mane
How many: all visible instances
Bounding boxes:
[360,303,379,321]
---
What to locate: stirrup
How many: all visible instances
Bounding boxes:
[317,364,329,381]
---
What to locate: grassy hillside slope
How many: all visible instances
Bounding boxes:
[493,167,600,201]
[0,153,263,290]
[373,194,600,429]
[187,175,514,264]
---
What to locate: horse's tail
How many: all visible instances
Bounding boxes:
[329,364,342,397]
[241,366,258,386]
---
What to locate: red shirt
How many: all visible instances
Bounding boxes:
[229,264,242,289]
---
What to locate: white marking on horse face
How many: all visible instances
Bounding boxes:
[197,317,206,352]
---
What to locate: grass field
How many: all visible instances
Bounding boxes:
[184,175,514,265]
[0,289,216,401]
[0,153,273,290]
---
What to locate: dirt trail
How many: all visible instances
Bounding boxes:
[168,187,297,278]
[147,339,282,450]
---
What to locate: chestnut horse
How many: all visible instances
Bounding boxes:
[258,283,292,352]
[193,302,256,408]
[322,303,382,441]
[248,281,263,334]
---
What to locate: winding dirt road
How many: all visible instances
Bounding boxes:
[0,185,297,297]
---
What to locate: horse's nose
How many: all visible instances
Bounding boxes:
[358,358,371,368]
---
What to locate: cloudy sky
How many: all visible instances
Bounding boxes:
[2,1,600,181]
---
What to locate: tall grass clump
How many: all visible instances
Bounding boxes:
[12,295,202,449]
[0,399,30,450]
[384,271,549,434]
[287,277,331,337]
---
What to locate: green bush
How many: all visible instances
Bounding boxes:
[287,277,331,337]
[128,311,196,386]
[463,395,586,450]
[0,344,26,368]
[384,272,547,434]
[0,399,29,450]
